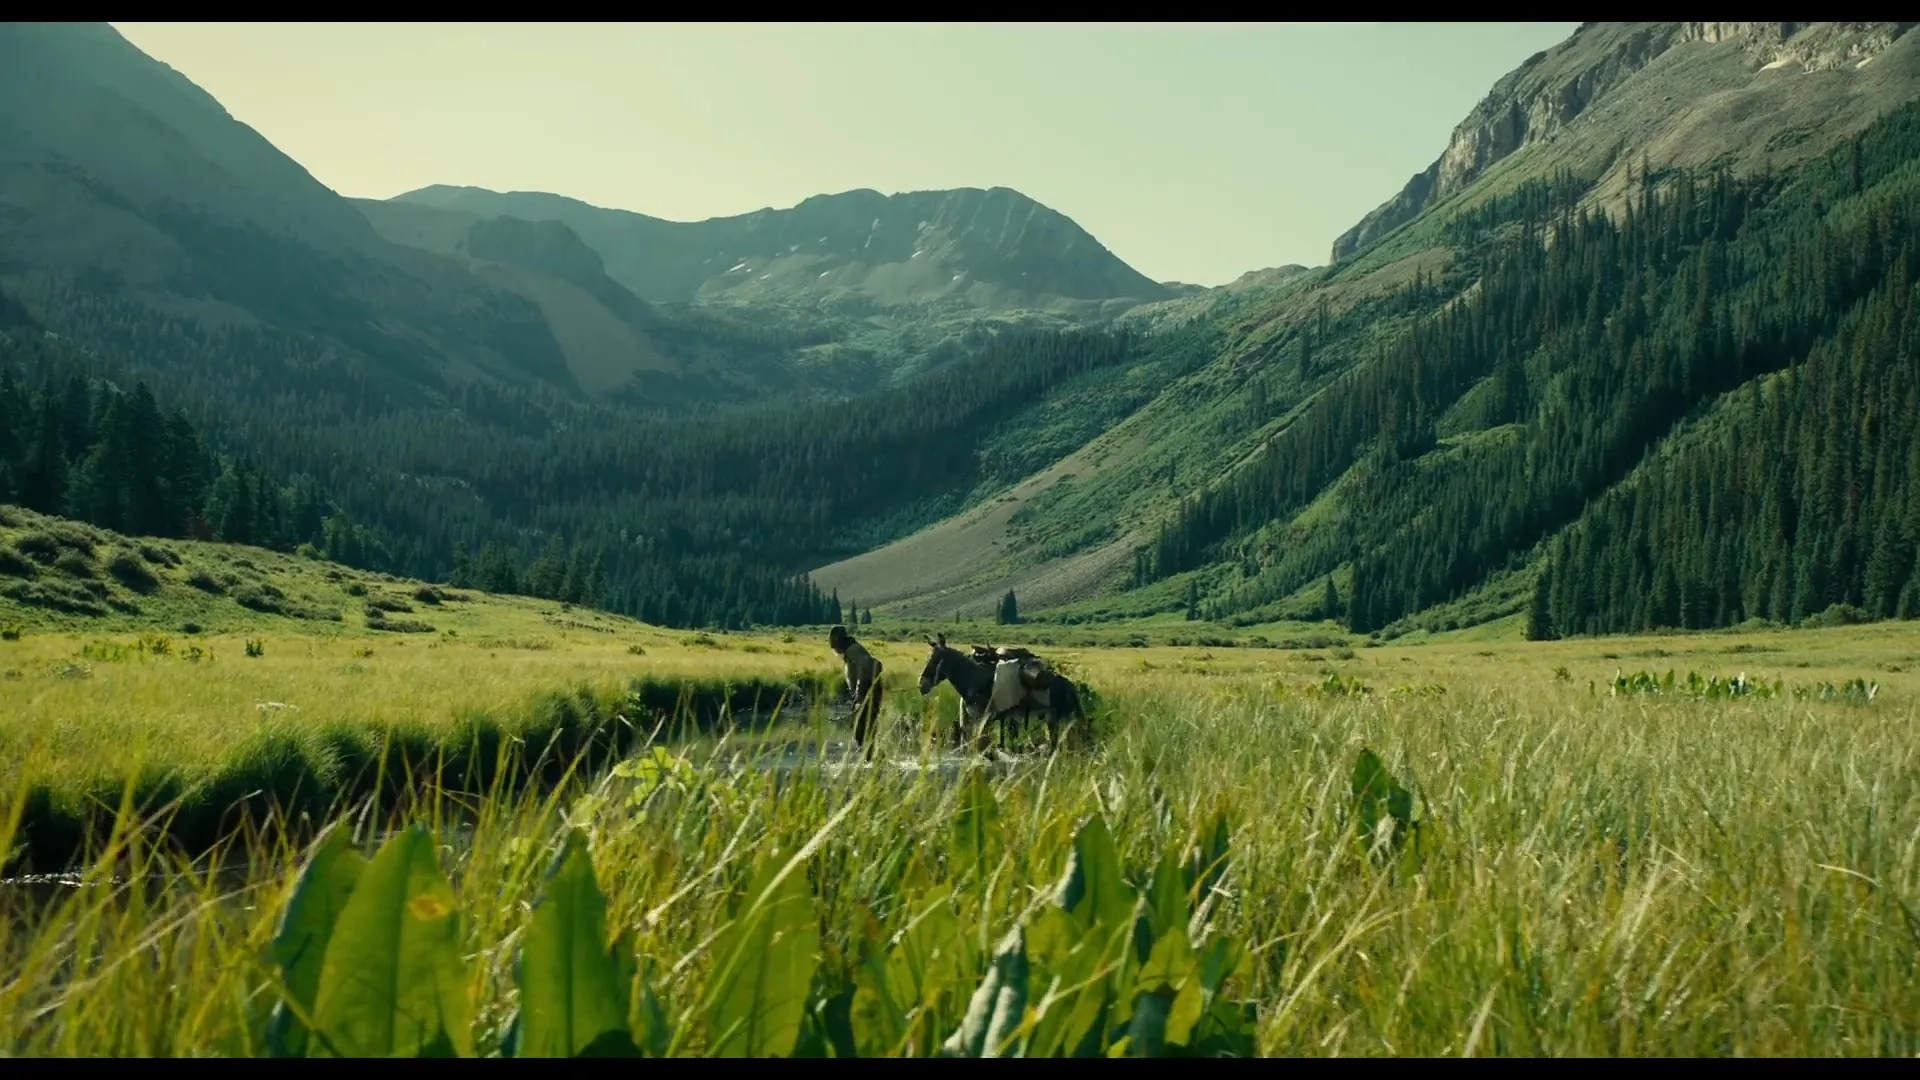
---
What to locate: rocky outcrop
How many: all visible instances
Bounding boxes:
[1330,21,1917,263]
[1681,22,1913,71]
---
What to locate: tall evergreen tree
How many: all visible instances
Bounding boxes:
[18,395,66,514]
[998,589,1020,625]
[1526,569,1554,641]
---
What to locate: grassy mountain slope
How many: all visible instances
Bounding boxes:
[352,198,876,402]
[0,22,593,397]
[353,195,1078,400]
[813,21,1920,635]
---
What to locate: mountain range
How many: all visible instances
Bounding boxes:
[2,20,1919,640]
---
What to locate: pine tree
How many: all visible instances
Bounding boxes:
[1322,575,1341,621]
[58,374,91,463]
[527,535,567,599]
[122,382,167,535]
[0,366,22,466]
[449,541,473,588]
[162,413,208,538]
[582,555,603,608]
[998,589,1020,625]
[1346,557,1372,635]
[18,395,66,514]
[1526,569,1554,641]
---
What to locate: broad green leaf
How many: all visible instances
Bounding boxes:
[849,909,907,1057]
[1145,848,1188,946]
[794,980,856,1059]
[1052,814,1133,933]
[509,829,638,1058]
[1024,908,1088,1054]
[1024,906,1121,1058]
[950,770,1002,880]
[1196,933,1248,1001]
[575,1028,646,1057]
[1351,748,1413,850]
[940,924,1029,1058]
[311,825,472,1058]
[266,826,366,1059]
[633,955,671,1058]
[886,888,962,1013]
[1189,998,1258,1057]
[1102,928,1147,1043]
[704,847,820,1057]
[1136,929,1203,1048]
[1126,989,1173,1057]
[850,978,906,1058]
[1351,747,1387,840]
[1065,987,1113,1058]
[1137,927,1195,989]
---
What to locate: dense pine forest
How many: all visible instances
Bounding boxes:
[0,349,616,606]
[0,296,1211,628]
[1138,100,1920,636]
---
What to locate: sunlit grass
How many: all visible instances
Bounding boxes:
[3,617,1918,1055]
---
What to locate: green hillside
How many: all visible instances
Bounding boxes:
[815,21,1920,638]
[5,20,1920,645]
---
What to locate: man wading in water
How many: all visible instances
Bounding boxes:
[829,624,884,760]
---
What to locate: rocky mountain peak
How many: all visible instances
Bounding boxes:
[1330,21,1916,263]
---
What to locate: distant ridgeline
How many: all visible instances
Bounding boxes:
[1137,102,1920,636]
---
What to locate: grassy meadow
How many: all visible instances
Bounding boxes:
[3,511,1920,1056]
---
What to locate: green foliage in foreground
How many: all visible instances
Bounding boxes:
[262,774,1267,1057]
[1608,668,1881,703]
[6,671,1920,1057]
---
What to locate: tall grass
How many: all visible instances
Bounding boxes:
[1,672,846,873]
[3,664,1917,1056]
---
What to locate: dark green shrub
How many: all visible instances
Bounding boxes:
[12,532,59,563]
[234,585,287,614]
[3,580,109,616]
[0,545,36,579]
[53,551,94,578]
[106,551,160,593]
[369,617,436,634]
[137,542,180,567]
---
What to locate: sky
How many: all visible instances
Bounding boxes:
[111,22,1581,288]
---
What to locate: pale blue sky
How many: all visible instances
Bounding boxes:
[113,22,1581,287]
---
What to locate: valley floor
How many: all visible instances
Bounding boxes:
[4,541,1919,1055]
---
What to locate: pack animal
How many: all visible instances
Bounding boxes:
[969,644,1055,744]
[916,635,1087,753]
